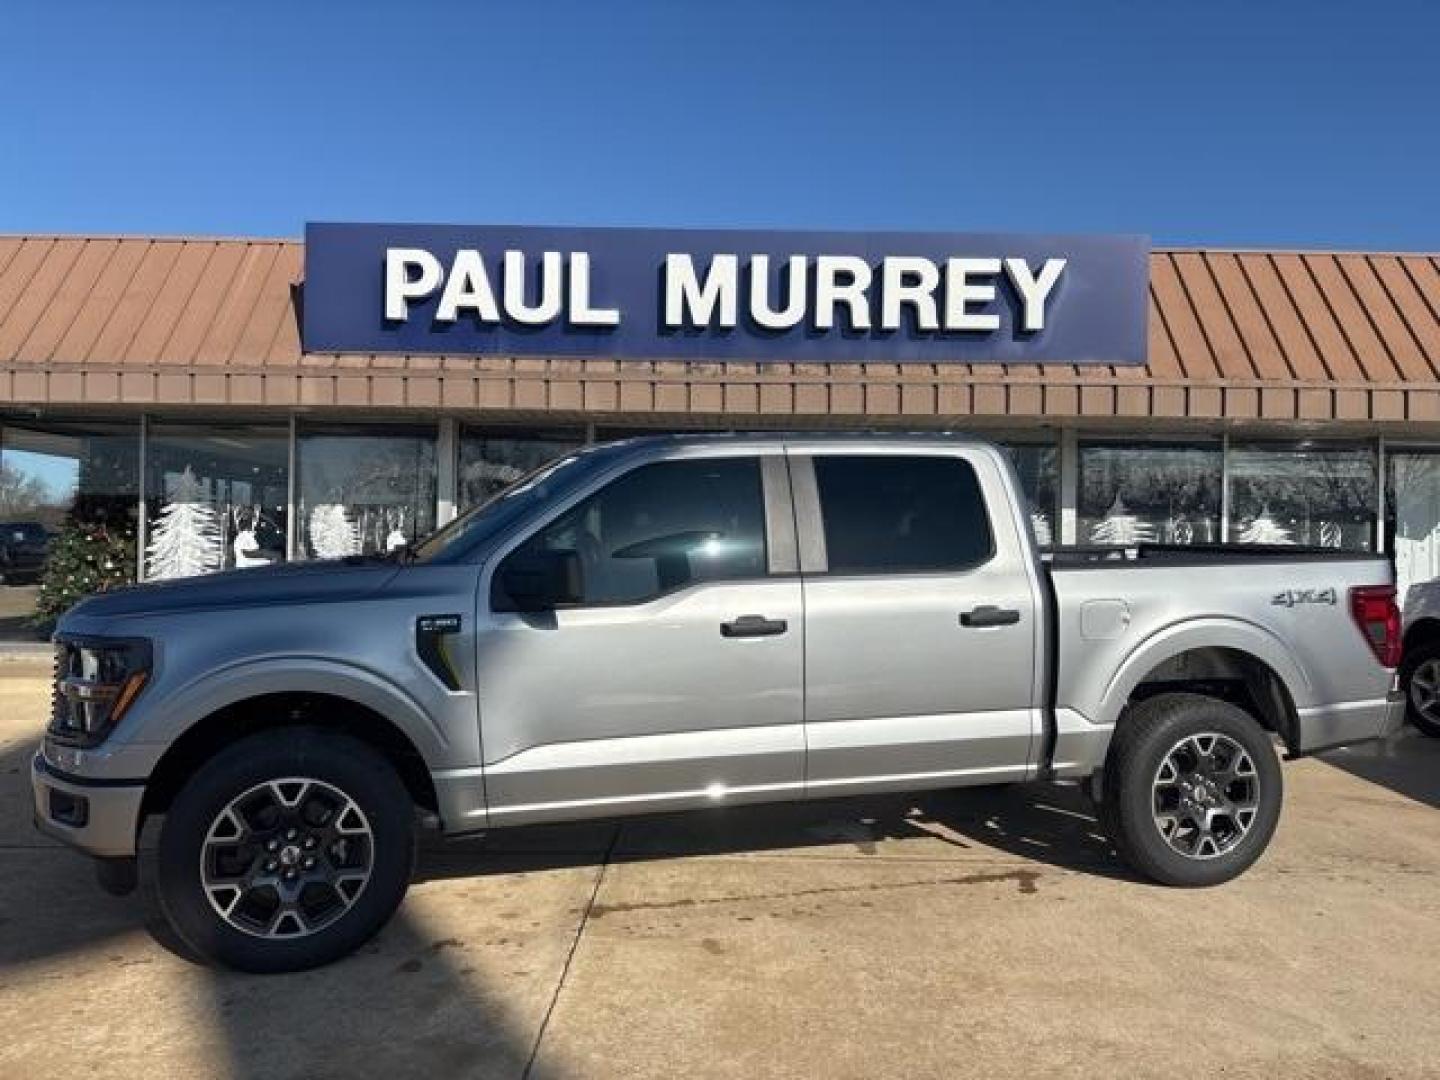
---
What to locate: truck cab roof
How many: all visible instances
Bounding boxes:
[599,430,1003,457]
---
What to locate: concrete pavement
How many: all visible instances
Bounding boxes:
[2,658,1438,1078]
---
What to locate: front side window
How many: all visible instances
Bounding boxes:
[813,455,992,574]
[498,457,767,606]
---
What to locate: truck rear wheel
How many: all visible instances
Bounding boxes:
[1100,693,1282,887]
[155,728,415,973]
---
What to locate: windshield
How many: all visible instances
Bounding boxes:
[409,445,616,564]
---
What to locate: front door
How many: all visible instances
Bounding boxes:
[474,452,804,824]
[792,449,1042,797]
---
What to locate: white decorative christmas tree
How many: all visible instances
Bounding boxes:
[309,503,361,559]
[1238,505,1294,545]
[1090,496,1156,546]
[146,466,222,580]
[1030,512,1053,547]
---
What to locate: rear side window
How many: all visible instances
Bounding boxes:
[502,456,767,606]
[813,455,993,574]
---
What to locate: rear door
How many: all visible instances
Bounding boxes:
[792,446,1044,796]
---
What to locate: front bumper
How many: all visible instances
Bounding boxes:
[31,753,145,859]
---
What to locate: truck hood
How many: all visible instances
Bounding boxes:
[64,560,402,621]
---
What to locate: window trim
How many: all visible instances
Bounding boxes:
[487,450,793,613]
[789,450,997,578]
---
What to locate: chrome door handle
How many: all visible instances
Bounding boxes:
[721,615,788,638]
[960,605,1021,628]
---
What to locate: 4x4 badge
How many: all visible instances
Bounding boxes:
[1271,588,1337,608]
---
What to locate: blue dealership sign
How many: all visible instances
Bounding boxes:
[302,222,1148,364]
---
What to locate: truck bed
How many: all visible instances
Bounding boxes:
[1044,542,1391,568]
[1039,544,1396,768]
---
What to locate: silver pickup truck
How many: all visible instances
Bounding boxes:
[33,433,1405,972]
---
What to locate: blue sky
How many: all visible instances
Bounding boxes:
[2,0,1438,250]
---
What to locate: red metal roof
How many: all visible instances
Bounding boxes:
[1,235,1438,424]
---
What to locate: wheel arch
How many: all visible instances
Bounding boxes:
[140,683,442,824]
[1101,620,1308,754]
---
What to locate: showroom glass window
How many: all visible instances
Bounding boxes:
[0,419,139,638]
[1387,449,1440,602]
[1079,441,1222,546]
[813,455,993,574]
[1227,442,1376,550]
[997,441,1059,547]
[143,423,288,579]
[499,457,766,606]
[296,424,437,559]
[457,425,586,512]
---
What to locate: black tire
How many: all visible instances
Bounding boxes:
[1101,692,1283,887]
[156,727,415,973]
[1399,640,1440,738]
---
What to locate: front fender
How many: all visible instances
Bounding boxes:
[123,655,452,766]
[1093,616,1312,730]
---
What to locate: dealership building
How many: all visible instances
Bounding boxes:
[2,227,1440,639]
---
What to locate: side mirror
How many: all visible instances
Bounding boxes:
[493,548,584,612]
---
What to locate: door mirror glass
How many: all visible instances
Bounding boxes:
[493,548,584,612]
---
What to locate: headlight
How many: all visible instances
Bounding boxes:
[49,637,152,748]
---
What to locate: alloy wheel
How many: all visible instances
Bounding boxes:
[200,777,374,939]
[1151,732,1260,860]
[1409,658,1440,726]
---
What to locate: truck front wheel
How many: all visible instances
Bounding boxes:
[155,728,415,973]
[1100,693,1283,887]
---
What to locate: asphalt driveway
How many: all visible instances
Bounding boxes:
[1,657,1437,1079]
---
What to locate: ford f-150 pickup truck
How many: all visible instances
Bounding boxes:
[32,433,1406,972]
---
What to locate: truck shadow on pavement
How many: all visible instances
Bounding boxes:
[199,909,546,1080]
[7,721,1440,1079]
[2,730,1166,1080]
[1317,728,1440,810]
[415,779,1139,885]
[0,737,546,1080]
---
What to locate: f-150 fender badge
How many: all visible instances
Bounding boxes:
[416,614,464,690]
[1271,588,1337,608]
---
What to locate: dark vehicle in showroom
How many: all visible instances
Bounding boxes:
[0,522,50,584]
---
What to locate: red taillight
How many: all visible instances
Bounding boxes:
[1349,584,1401,668]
